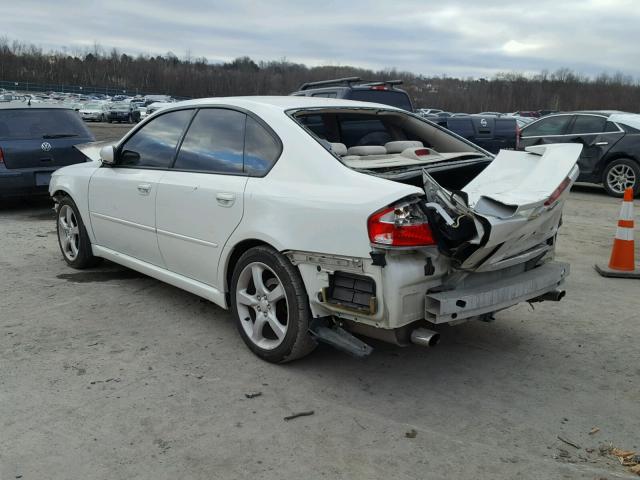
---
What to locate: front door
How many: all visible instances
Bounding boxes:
[87,108,194,266]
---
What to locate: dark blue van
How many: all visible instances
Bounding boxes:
[0,104,95,196]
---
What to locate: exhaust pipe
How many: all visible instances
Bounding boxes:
[410,328,440,348]
[531,289,566,302]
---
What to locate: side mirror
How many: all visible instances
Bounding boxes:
[99,145,116,166]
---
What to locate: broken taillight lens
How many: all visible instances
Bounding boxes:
[367,199,435,247]
[544,176,572,206]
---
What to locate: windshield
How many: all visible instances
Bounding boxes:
[348,90,413,112]
[0,109,92,140]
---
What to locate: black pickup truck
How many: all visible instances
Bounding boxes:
[423,115,517,154]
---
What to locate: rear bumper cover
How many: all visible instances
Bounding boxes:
[0,167,57,195]
[425,261,569,323]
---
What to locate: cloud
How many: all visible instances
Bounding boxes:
[2,0,640,78]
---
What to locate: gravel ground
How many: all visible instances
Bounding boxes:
[1,127,639,479]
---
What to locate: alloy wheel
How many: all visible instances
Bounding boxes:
[58,205,80,261]
[235,262,289,350]
[607,164,636,194]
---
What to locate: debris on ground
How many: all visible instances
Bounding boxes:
[557,435,581,449]
[245,392,262,399]
[283,410,314,421]
[588,427,600,435]
[405,429,417,439]
[604,446,640,476]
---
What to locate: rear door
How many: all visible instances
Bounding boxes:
[0,108,93,169]
[156,108,264,287]
[562,114,624,176]
[88,109,194,266]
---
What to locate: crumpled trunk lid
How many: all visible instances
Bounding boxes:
[423,143,582,272]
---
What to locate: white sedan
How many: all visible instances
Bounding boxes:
[50,96,581,362]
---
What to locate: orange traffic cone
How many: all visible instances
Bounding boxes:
[595,188,640,278]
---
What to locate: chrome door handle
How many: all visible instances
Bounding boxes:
[594,141,609,146]
[216,192,235,207]
[137,183,152,195]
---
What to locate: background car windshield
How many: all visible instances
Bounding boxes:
[84,103,102,109]
[0,109,91,139]
[349,90,412,111]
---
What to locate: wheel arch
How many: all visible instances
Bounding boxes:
[223,238,273,299]
[599,153,640,180]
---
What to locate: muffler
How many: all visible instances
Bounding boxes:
[530,289,566,302]
[410,328,440,348]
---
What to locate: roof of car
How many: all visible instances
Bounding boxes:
[569,110,629,116]
[166,95,402,112]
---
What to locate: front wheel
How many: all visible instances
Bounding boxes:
[603,158,640,197]
[230,246,316,363]
[56,197,101,269]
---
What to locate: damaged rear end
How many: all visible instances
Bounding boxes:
[288,106,582,353]
[417,143,580,323]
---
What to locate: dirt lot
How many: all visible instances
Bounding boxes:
[1,124,639,479]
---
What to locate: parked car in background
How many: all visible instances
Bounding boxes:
[107,102,140,123]
[79,102,109,122]
[519,111,640,196]
[416,108,443,116]
[0,104,94,197]
[50,96,579,363]
[425,115,518,153]
[512,111,540,118]
[145,102,173,115]
[291,77,413,111]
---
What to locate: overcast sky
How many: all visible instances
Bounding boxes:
[4,0,640,78]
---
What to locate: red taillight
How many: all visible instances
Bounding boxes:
[544,176,572,206]
[414,148,430,156]
[0,147,4,164]
[370,85,388,91]
[367,200,435,247]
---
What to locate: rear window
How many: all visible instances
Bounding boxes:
[348,90,413,111]
[0,109,92,140]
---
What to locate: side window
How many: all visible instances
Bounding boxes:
[605,121,621,132]
[570,115,606,134]
[173,108,245,173]
[312,92,337,98]
[522,116,572,137]
[119,109,193,168]
[244,117,281,175]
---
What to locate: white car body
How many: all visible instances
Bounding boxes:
[50,96,581,358]
[79,103,109,121]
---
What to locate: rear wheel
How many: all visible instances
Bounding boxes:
[56,197,101,269]
[603,158,640,197]
[230,246,316,363]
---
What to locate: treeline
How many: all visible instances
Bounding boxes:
[1,38,640,112]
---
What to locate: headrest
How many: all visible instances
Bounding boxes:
[346,145,387,156]
[385,140,424,153]
[330,142,347,156]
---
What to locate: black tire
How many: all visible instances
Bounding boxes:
[100,114,105,122]
[56,196,102,269]
[230,246,316,363]
[107,118,112,123]
[602,158,640,197]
